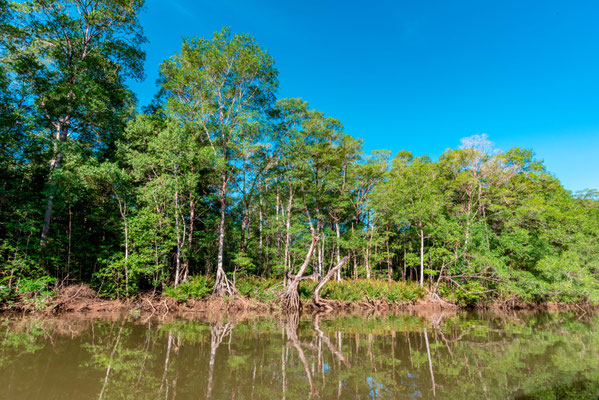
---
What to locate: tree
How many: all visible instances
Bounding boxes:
[159,28,278,296]
[273,98,349,279]
[114,114,212,292]
[371,153,442,287]
[1,0,146,247]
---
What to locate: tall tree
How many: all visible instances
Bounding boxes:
[1,0,146,247]
[160,28,278,295]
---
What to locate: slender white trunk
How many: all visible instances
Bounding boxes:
[173,186,186,288]
[159,331,173,398]
[386,239,392,282]
[276,190,281,254]
[214,175,235,295]
[283,189,293,287]
[281,327,287,400]
[116,195,129,294]
[258,195,263,251]
[366,228,372,279]
[98,324,124,400]
[420,226,424,287]
[335,222,341,281]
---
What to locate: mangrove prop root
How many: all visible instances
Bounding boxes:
[281,235,319,312]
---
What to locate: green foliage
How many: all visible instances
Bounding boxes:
[0,277,14,304]
[164,276,214,301]
[441,281,487,306]
[299,279,424,302]
[235,276,280,302]
[14,276,57,310]
[233,253,257,274]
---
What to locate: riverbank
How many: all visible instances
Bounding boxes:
[0,283,447,314]
[1,283,595,316]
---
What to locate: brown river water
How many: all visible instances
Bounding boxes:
[0,310,597,399]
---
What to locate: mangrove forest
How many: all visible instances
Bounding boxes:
[1,0,599,311]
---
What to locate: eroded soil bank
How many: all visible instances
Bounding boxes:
[1,284,595,317]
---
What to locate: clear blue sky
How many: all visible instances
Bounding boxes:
[130,0,599,192]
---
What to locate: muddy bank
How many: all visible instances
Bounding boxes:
[1,284,595,316]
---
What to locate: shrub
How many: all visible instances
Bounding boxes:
[301,279,424,302]
[235,276,280,302]
[0,276,15,304]
[164,275,214,301]
[15,276,57,310]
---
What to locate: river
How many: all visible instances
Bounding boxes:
[0,310,597,399]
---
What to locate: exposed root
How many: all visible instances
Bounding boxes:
[281,235,319,313]
[212,268,238,297]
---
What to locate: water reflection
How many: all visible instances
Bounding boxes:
[1,311,598,399]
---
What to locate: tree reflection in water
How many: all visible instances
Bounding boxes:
[0,311,598,399]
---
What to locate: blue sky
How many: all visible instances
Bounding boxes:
[130,0,599,192]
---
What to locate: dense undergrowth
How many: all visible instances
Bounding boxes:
[161,276,426,304]
[0,275,430,310]
[4,272,597,312]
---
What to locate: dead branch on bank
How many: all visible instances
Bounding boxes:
[280,235,319,312]
[312,255,350,309]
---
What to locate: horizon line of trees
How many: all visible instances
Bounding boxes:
[1,0,598,304]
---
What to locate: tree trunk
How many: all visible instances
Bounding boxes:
[318,227,325,279]
[258,194,263,251]
[174,188,182,287]
[313,256,349,307]
[283,188,293,288]
[159,331,173,398]
[116,194,129,295]
[67,201,72,273]
[213,175,236,296]
[335,222,341,281]
[40,124,65,247]
[420,226,425,287]
[276,189,281,254]
[386,239,392,282]
[173,179,188,289]
[281,235,319,312]
[284,313,317,396]
[365,212,372,279]
[313,315,350,367]
[316,218,323,279]
[183,194,194,283]
[240,207,249,253]
[206,322,235,400]
[98,322,124,400]
[403,248,407,281]
[424,328,436,397]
